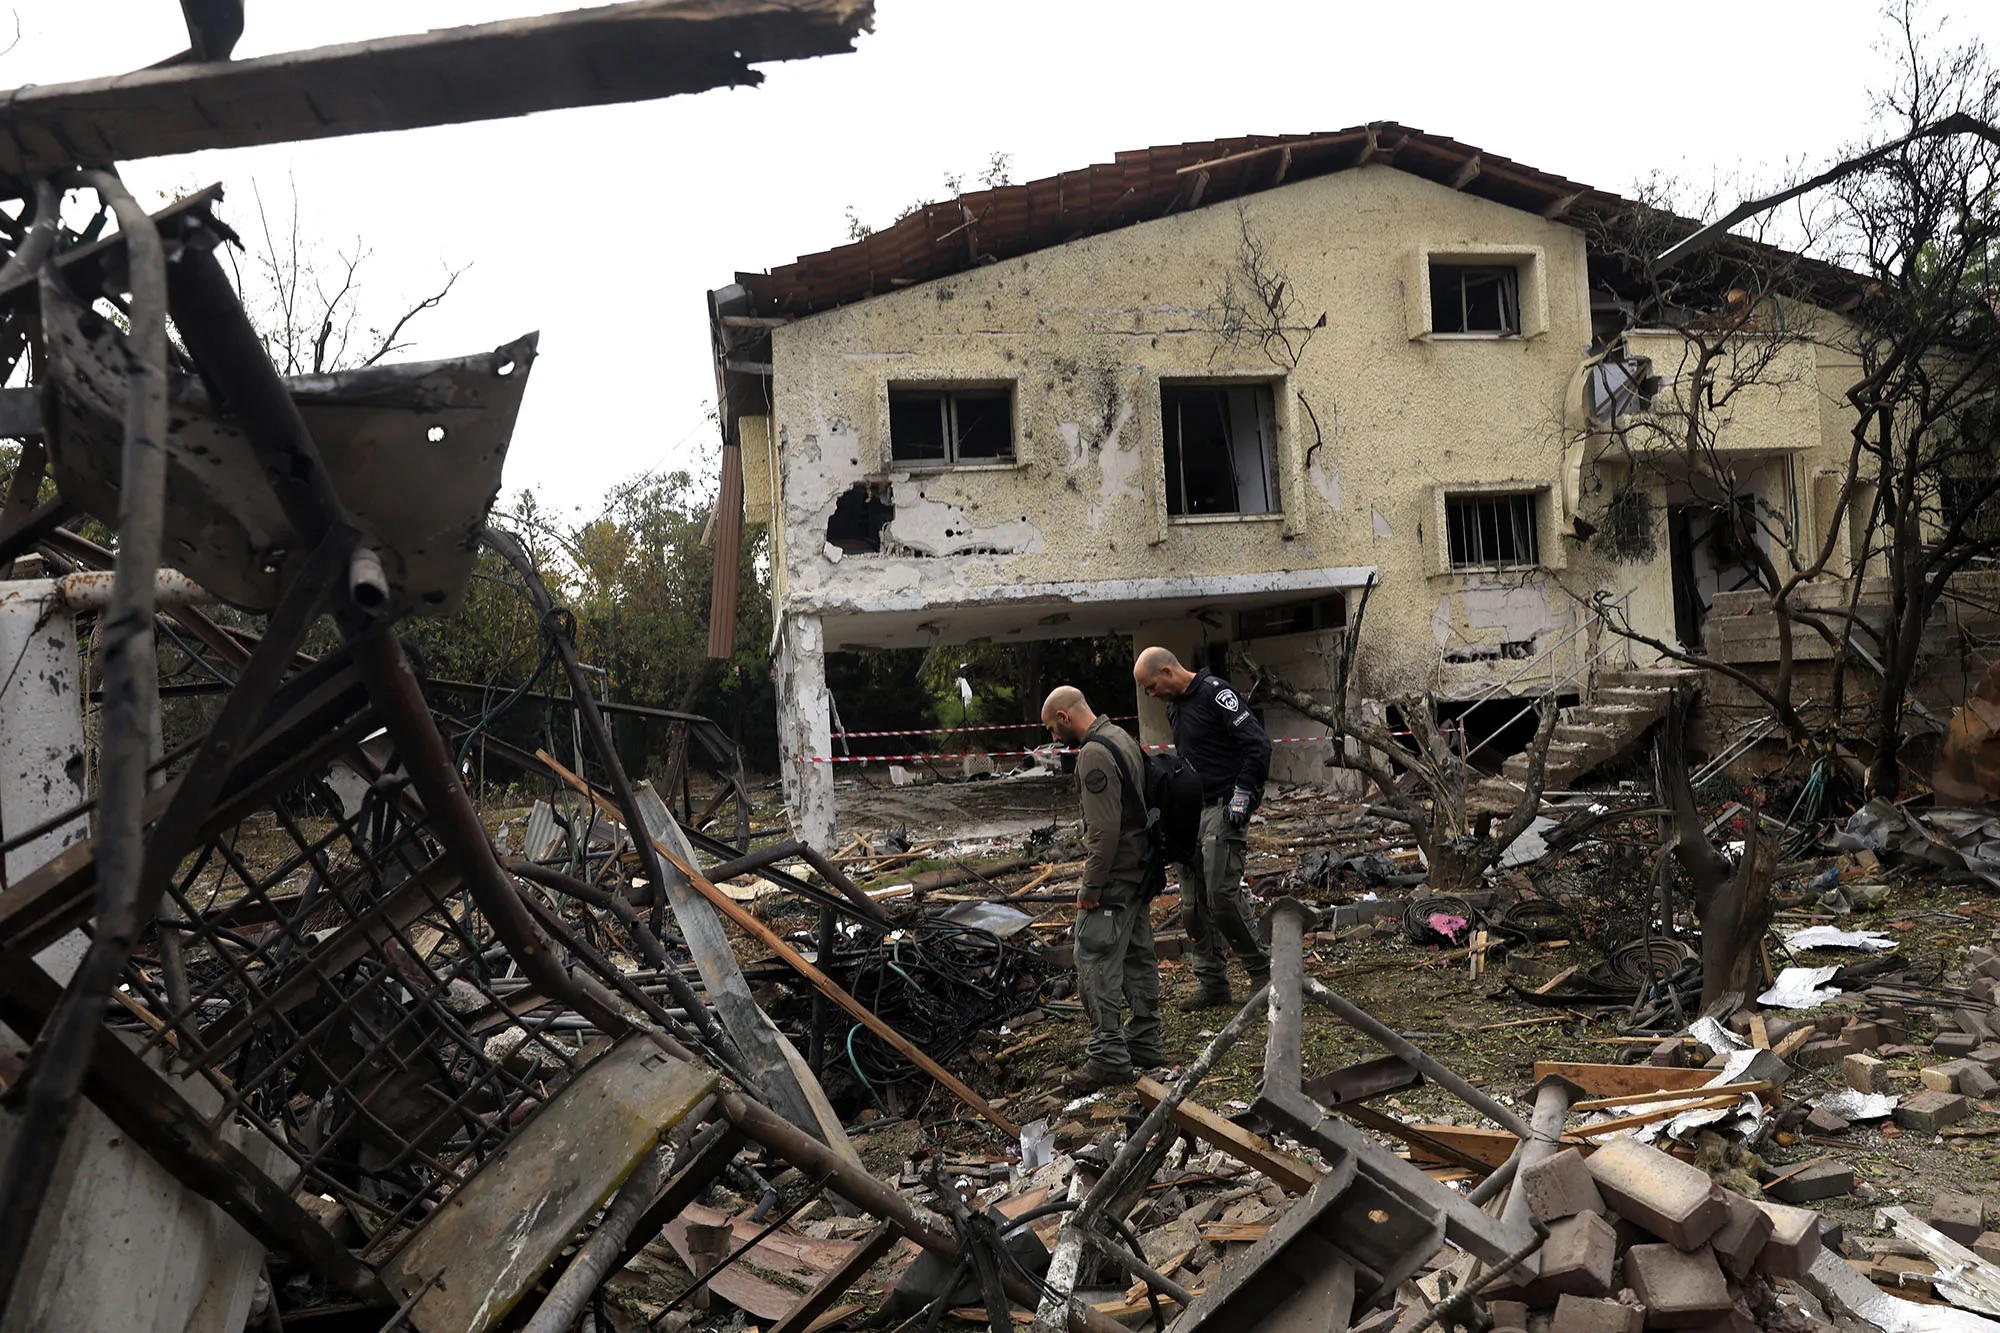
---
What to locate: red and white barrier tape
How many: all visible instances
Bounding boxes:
[797,735,1333,763]
[831,715,1136,740]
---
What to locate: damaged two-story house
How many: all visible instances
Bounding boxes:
[706,125,1873,846]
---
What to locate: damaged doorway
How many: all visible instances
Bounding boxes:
[1162,381,1280,516]
[1667,495,1761,652]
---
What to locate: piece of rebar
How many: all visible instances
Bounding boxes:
[1032,983,1272,1333]
[1304,975,1532,1137]
[0,171,170,1317]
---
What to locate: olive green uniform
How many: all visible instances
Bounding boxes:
[1176,801,1269,995]
[1072,717,1165,1075]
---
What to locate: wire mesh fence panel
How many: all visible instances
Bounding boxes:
[120,769,600,1257]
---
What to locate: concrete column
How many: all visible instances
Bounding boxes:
[1129,619,1206,750]
[776,612,836,848]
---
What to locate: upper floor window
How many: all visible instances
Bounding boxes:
[1446,491,1541,569]
[1430,263,1521,336]
[1163,382,1280,517]
[888,387,1014,466]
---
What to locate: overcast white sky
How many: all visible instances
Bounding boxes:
[10,1,2000,519]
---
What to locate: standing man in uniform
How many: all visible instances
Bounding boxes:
[1042,685,1166,1091]
[1133,647,1271,1009]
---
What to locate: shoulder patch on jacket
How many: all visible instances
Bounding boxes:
[1214,687,1241,712]
[1084,768,1109,793]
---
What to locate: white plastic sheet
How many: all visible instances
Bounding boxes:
[1784,925,1897,953]
[1757,965,1843,1009]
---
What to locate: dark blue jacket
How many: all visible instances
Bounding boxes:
[1166,669,1272,803]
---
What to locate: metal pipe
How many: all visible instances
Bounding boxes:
[1305,976,1532,1137]
[506,857,675,974]
[0,169,170,1317]
[523,1145,669,1333]
[351,627,603,1024]
[1494,1076,1579,1282]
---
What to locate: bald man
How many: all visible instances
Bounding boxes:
[1134,647,1271,1009]
[1043,685,1166,1091]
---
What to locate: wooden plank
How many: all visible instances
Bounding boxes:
[1340,1102,1499,1177]
[1772,1026,1817,1060]
[1751,1014,1771,1049]
[1134,1078,1322,1195]
[383,1037,716,1332]
[1532,1062,1719,1097]
[1532,965,1578,996]
[1568,1093,1745,1138]
[1570,1081,1771,1112]
[1198,1222,1273,1243]
[1400,1124,1557,1169]
[652,1231,801,1320]
[547,754,1019,1136]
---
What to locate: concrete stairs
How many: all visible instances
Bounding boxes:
[1469,666,1702,814]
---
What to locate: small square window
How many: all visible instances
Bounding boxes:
[1162,382,1281,516]
[889,387,1014,466]
[1431,263,1521,335]
[1446,493,1541,569]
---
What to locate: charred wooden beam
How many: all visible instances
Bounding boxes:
[0,0,873,179]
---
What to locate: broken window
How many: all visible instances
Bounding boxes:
[888,387,1014,466]
[1584,354,1659,422]
[1237,594,1346,639]
[1446,492,1541,570]
[1430,263,1521,335]
[1162,382,1280,517]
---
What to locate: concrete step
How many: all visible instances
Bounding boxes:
[1503,740,1592,781]
[1593,686,1676,710]
[1595,667,1704,691]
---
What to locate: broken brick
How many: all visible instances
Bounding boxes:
[1842,1020,1884,1049]
[1804,1106,1851,1135]
[1931,1192,1987,1245]
[1489,1298,1529,1333]
[1584,1138,1728,1251]
[1933,1031,1980,1058]
[1530,1211,1616,1299]
[1974,1232,2000,1265]
[1519,1148,1607,1224]
[1761,1159,1853,1204]
[1842,1052,1890,1094]
[1623,1244,1731,1329]
[1707,1190,1772,1281]
[1921,1060,1977,1092]
[1550,1294,1644,1333]
[1649,1039,1687,1068]
[1894,1089,1970,1133]
[1750,1198,1823,1279]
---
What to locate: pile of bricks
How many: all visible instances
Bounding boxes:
[1484,1137,1824,1332]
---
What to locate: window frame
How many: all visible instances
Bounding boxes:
[886,384,1018,469]
[1406,245,1550,342]
[1428,262,1522,337]
[1159,378,1284,521]
[1443,490,1544,572]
